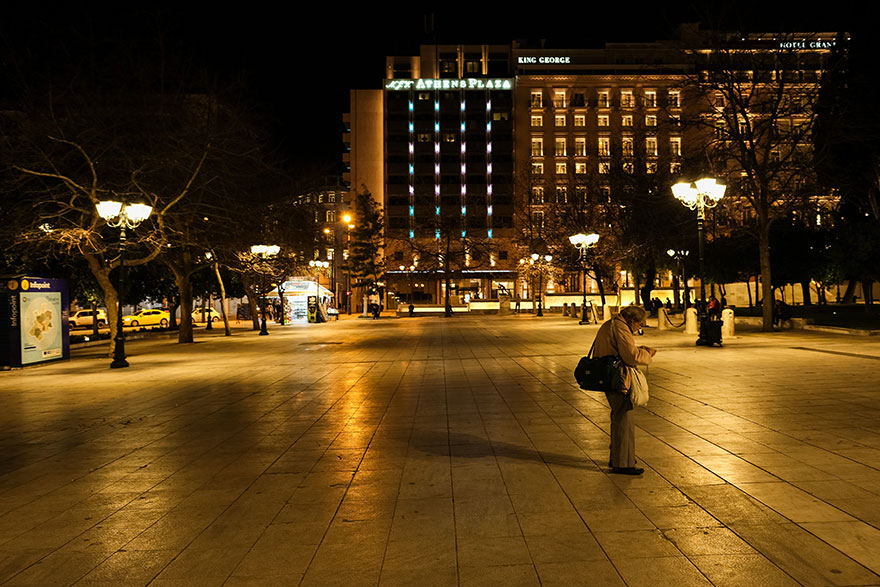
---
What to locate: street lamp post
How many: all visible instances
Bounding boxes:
[569,233,600,325]
[96,199,153,369]
[672,178,726,345]
[344,214,353,315]
[666,249,690,310]
[251,245,280,336]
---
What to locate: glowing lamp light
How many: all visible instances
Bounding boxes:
[96,200,123,220]
[569,233,600,248]
[251,245,280,256]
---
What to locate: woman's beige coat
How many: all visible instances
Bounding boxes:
[592,315,653,389]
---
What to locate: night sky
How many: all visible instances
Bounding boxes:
[1,3,862,180]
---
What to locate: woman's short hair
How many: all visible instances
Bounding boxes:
[620,305,648,322]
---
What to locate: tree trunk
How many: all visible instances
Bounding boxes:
[593,264,607,306]
[90,300,100,338]
[169,297,179,329]
[639,266,655,312]
[214,261,231,336]
[746,277,753,308]
[864,280,875,305]
[800,281,812,306]
[166,252,195,343]
[671,275,681,310]
[841,280,858,303]
[759,223,774,331]
[243,280,261,330]
[83,252,119,358]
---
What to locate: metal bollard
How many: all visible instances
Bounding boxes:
[685,307,699,334]
[721,308,735,338]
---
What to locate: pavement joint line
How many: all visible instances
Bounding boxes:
[791,346,880,360]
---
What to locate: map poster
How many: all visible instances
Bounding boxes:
[2,276,69,368]
[20,291,63,365]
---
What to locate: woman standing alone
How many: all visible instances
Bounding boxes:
[591,305,657,475]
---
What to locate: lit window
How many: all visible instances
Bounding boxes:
[555,114,566,127]
[575,161,588,174]
[598,137,610,157]
[531,90,543,108]
[531,138,543,156]
[532,161,544,175]
[418,92,431,101]
[669,137,681,156]
[620,91,634,108]
[597,91,609,108]
[622,161,634,174]
[669,115,681,127]
[644,91,657,108]
[532,211,544,228]
[553,91,566,107]
[555,138,566,156]
[645,115,657,127]
[621,115,633,127]
[668,90,680,108]
[622,137,633,155]
[531,115,543,127]
[532,186,545,203]
[556,185,568,203]
[574,114,586,127]
[598,115,609,127]
[574,137,586,156]
[645,137,657,156]
[670,161,682,174]
[646,161,657,174]
[417,133,430,142]
[556,161,567,174]
[325,210,336,222]
[599,162,610,174]
[443,133,456,142]
[465,60,480,74]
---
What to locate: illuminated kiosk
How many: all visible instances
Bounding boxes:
[1,276,70,368]
[271,279,335,323]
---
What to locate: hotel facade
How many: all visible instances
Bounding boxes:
[344,29,839,311]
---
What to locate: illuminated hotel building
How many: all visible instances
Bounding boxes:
[345,31,838,309]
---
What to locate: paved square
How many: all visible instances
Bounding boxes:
[1,315,879,586]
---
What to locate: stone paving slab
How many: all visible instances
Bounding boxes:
[1,316,879,586]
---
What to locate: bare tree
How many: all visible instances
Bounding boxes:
[681,30,836,329]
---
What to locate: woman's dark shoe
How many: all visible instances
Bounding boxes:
[611,467,644,475]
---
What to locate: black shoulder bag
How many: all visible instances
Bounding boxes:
[574,336,623,393]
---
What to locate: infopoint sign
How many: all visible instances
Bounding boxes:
[384,78,513,91]
[1,276,70,367]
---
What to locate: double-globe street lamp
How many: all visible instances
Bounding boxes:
[672,177,726,345]
[251,245,280,336]
[520,253,553,317]
[96,199,153,369]
[569,233,600,325]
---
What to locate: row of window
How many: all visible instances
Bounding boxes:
[530,113,677,128]
[531,161,683,175]
[530,89,680,109]
[531,137,681,157]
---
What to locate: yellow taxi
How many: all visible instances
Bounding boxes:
[122,309,170,328]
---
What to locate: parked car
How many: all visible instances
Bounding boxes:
[122,309,170,328]
[68,309,108,329]
[191,307,222,322]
